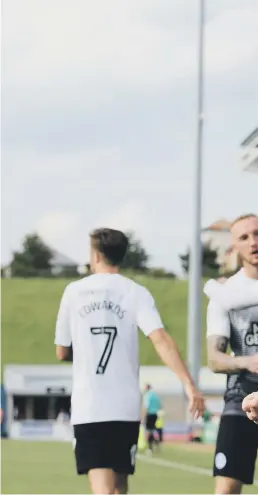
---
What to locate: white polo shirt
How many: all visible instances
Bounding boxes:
[55,274,163,425]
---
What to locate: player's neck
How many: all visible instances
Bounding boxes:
[242,263,258,280]
[94,264,120,275]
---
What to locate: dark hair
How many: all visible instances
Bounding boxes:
[90,228,129,266]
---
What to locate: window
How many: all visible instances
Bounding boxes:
[12,394,71,420]
[34,396,49,420]
[55,396,71,417]
[13,396,26,420]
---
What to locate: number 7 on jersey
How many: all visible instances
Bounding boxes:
[90,327,117,374]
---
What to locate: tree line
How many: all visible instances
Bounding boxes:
[2,232,231,279]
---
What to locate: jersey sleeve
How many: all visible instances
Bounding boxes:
[136,287,164,337]
[54,285,73,347]
[206,299,230,339]
[204,279,258,310]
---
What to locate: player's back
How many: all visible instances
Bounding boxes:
[61,274,158,425]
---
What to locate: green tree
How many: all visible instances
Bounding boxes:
[179,242,220,278]
[11,234,53,277]
[122,232,149,270]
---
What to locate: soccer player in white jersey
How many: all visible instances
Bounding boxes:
[205,214,258,495]
[55,228,205,494]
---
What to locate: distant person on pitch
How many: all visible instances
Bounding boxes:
[55,228,204,495]
[142,384,161,454]
[56,409,70,424]
[205,214,258,495]
[155,409,165,448]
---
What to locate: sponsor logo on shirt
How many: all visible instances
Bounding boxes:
[245,323,258,346]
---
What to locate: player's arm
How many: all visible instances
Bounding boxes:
[207,335,247,373]
[207,300,247,373]
[149,329,201,397]
[136,288,204,418]
[55,285,73,362]
[56,345,73,362]
[204,279,258,310]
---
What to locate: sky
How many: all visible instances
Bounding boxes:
[2,0,258,273]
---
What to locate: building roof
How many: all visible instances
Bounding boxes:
[50,249,78,267]
[241,127,258,147]
[202,219,231,232]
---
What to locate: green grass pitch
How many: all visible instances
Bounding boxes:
[1,440,258,494]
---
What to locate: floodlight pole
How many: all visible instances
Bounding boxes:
[187,0,205,389]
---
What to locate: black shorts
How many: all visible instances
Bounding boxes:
[73,421,140,475]
[156,428,163,442]
[146,414,157,431]
[214,415,258,485]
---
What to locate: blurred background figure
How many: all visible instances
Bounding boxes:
[13,407,19,420]
[155,409,165,449]
[137,422,147,453]
[191,408,213,443]
[143,384,162,454]
[56,408,70,424]
[1,384,8,438]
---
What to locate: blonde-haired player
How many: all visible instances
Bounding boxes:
[205,214,258,494]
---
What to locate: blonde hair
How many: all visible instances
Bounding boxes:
[230,214,258,230]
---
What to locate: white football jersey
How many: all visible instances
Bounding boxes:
[55,273,163,425]
[206,269,258,416]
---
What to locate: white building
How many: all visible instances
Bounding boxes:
[50,249,79,276]
[241,128,258,172]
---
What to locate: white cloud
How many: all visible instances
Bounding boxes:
[2,146,121,186]
[2,0,258,272]
[35,202,151,264]
[3,0,258,106]
[205,8,258,74]
[95,200,147,234]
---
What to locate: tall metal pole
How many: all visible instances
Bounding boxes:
[187,0,205,387]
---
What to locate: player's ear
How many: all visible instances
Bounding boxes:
[95,250,102,263]
[227,242,240,267]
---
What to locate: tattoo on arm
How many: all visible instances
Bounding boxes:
[207,335,247,374]
[207,335,229,359]
[215,336,228,353]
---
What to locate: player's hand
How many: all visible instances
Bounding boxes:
[242,392,258,422]
[185,386,205,419]
[245,355,258,373]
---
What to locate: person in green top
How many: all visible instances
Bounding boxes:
[143,384,162,453]
[202,409,212,423]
